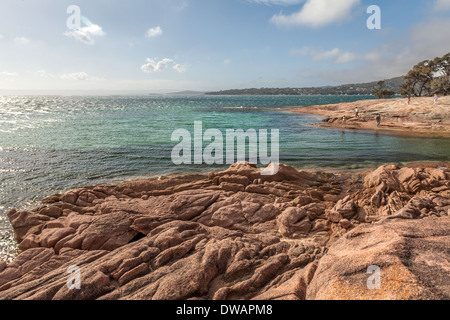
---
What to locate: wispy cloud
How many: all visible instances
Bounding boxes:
[173,64,188,73]
[291,47,357,63]
[14,36,31,45]
[0,71,19,77]
[64,17,105,45]
[361,18,450,77]
[248,0,304,5]
[60,72,103,81]
[174,0,189,12]
[434,0,450,10]
[146,26,163,38]
[299,17,450,86]
[141,58,187,73]
[0,34,4,39]
[271,0,360,27]
[35,70,56,79]
[34,70,102,81]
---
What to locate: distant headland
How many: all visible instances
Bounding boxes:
[205,77,404,96]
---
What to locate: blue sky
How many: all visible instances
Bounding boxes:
[0,0,450,93]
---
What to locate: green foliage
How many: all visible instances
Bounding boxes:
[431,76,450,96]
[401,52,450,97]
[375,89,395,99]
[374,81,395,99]
[206,77,404,96]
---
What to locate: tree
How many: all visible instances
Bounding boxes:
[433,53,450,77]
[431,75,450,95]
[400,52,450,97]
[431,53,450,94]
[400,60,434,97]
[374,80,395,99]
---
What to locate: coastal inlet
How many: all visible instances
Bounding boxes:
[1,95,450,261]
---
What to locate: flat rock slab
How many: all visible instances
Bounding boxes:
[306,216,450,300]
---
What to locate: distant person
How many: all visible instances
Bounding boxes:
[355,107,359,118]
[407,95,411,105]
[434,93,439,104]
[376,114,381,127]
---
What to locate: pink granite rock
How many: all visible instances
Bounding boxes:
[1,163,449,300]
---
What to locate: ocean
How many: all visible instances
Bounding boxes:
[1,94,450,260]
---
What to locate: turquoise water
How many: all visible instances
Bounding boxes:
[1,94,450,258]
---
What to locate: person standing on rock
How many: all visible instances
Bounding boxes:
[434,93,439,104]
[355,107,359,118]
[376,114,381,128]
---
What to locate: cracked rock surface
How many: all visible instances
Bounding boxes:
[1,162,449,300]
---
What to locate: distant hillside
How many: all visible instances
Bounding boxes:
[206,77,405,96]
[167,90,206,95]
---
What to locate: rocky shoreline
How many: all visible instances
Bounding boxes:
[0,161,449,300]
[288,96,450,137]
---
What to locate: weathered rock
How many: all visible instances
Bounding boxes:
[7,210,50,244]
[331,196,357,219]
[38,206,63,219]
[277,207,312,238]
[289,96,450,137]
[364,165,403,192]
[208,162,330,187]
[1,163,449,300]
[338,219,353,230]
[326,210,343,223]
[252,262,318,300]
[306,217,450,300]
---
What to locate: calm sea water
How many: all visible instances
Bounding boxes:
[1,94,450,259]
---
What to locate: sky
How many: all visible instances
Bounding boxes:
[0,0,450,93]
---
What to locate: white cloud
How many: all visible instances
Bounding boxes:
[299,18,450,86]
[14,36,30,45]
[141,58,174,73]
[60,72,103,81]
[271,0,360,27]
[223,59,232,65]
[334,51,357,64]
[363,18,450,74]
[35,70,53,78]
[64,23,105,45]
[434,0,450,10]
[291,47,357,63]
[248,0,304,5]
[173,64,188,73]
[174,0,189,12]
[0,34,4,39]
[141,58,187,73]
[146,26,163,38]
[407,18,450,62]
[61,72,90,81]
[0,71,19,77]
